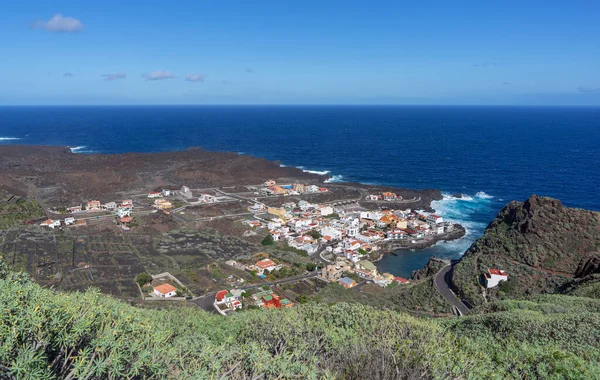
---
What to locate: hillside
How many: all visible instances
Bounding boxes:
[1,260,600,379]
[451,195,600,306]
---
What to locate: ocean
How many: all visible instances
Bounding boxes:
[2,105,599,277]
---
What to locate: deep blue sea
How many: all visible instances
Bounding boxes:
[2,106,599,277]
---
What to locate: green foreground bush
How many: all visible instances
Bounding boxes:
[1,261,599,379]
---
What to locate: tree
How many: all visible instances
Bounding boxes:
[261,235,275,246]
[306,230,322,239]
[135,272,153,287]
[306,262,317,272]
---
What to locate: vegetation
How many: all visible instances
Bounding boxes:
[2,260,598,379]
[305,229,321,239]
[261,234,275,246]
[0,199,45,229]
[305,262,317,271]
[135,272,153,287]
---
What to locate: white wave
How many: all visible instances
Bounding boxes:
[303,169,330,175]
[475,191,494,199]
[69,146,86,152]
[0,137,20,141]
[324,175,344,183]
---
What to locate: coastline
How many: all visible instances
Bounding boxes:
[373,224,466,263]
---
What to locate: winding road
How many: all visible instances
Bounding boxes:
[434,265,471,316]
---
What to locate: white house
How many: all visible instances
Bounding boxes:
[40,219,61,229]
[199,193,217,203]
[64,217,75,226]
[117,208,132,218]
[484,269,509,288]
[319,206,334,216]
[103,201,117,210]
[162,189,172,197]
[148,192,162,198]
[180,186,193,199]
[387,230,407,240]
[366,194,382,201]
[433,225,445,235]
[360,211,383,221]
[267,221,282,230]
[345,250,360,262]
[153,283,178,298]
[306,185,320,193]
[426,214,444,225]
[320,226,343,240]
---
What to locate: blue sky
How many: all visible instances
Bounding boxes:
[2,1,600,105]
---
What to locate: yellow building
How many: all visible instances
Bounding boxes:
[396,219,408,229]
[267,207,287,218]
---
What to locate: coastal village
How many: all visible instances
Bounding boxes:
[30,178,482,315]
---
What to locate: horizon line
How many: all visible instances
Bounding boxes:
[1,104,600,108]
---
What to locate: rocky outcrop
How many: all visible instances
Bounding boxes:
[450,195,600,306]
[575,256,600,278]
[411,257,450,281]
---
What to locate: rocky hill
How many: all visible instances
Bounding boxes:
[451,195,600,306]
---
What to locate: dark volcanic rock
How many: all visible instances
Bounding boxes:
[0,145,326,206]
[411,257,449,281]
[0,145,444,212]
[450,195,600,306]
[575,256,600,278]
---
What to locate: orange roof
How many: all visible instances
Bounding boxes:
[488,269,508,276]
[154,283,177,295]
[120,216,133,223]
[394,277,409,284]
[256,259,276,269]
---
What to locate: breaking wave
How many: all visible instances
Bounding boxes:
[324,175,345,183]
[69,146,97,154]
[0,137,20,141]
[429,192,498,255]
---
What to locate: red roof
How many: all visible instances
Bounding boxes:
[488,269,508,276]
[394,277,409,284]
[120,216,133,223]
[216,290,228,302]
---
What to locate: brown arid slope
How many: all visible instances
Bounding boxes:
[0,145,325,206]
[0,145,443,209]
[451,195,600,306]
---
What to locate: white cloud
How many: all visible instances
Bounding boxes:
[185,74,205,83]
[102,73,126,81]
[34,14,84,33]
[143,71,175,81]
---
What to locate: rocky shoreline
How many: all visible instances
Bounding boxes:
[0,145,445,211]
[373,224,466,262]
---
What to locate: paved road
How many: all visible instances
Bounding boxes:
[188,272,319,313]
[434,265,470,316]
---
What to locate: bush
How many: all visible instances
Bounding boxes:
[135,272,153,287]
[261,235,275,246]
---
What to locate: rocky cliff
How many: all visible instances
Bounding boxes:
[451,195,600,306]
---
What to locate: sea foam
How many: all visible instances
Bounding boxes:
[0,137,20,141]
[324,174,345,183]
